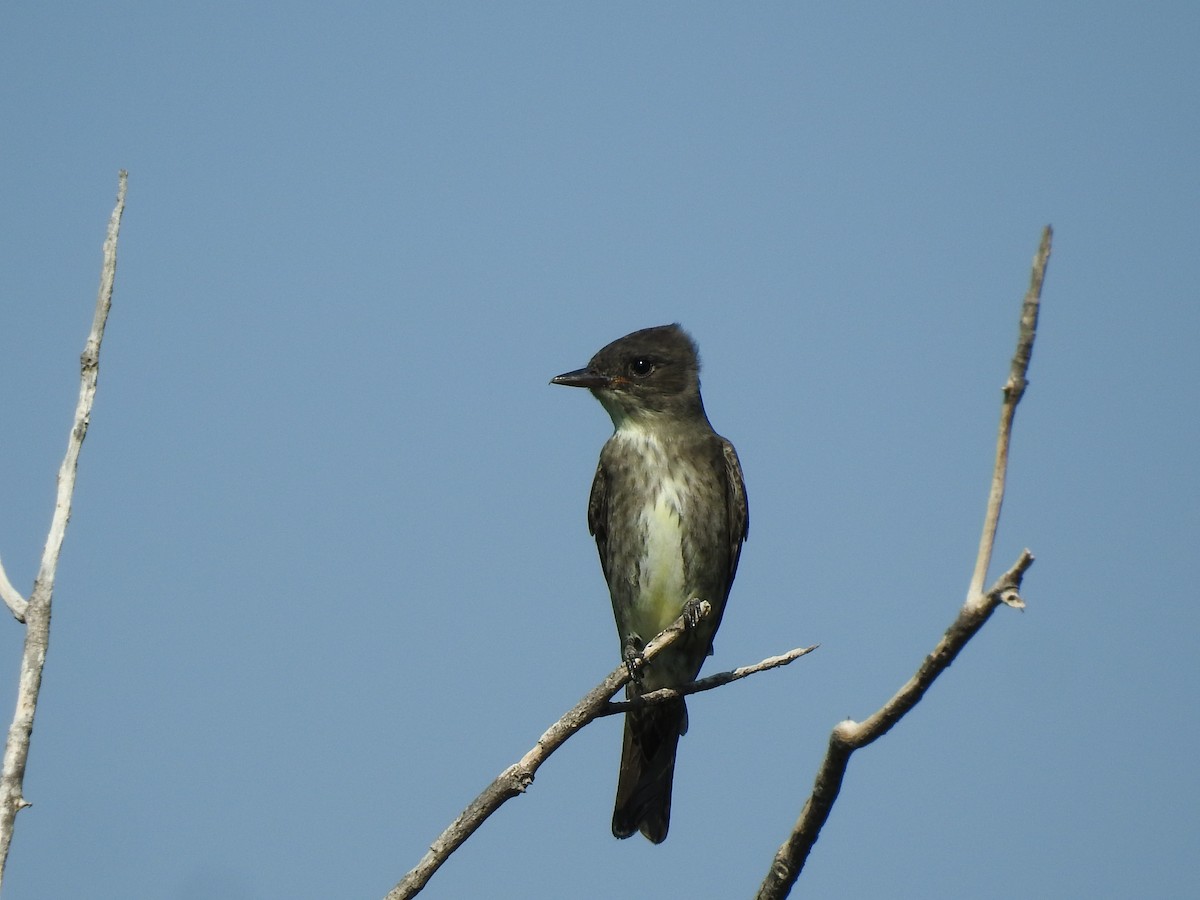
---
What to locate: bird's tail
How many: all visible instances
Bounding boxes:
[612,697,687,843]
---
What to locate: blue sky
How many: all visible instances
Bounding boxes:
[1,3,1197,898]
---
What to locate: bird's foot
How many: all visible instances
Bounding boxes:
[682,597,706,629]
[622,634,645,685]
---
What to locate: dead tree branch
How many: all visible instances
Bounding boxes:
[385,602,709,900]
[601,644,818,716]
[386,603,815,899]
[756,225,1053,900]
[0,171,127,888]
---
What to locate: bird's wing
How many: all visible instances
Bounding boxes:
[587,458,609,577]
[721,438,749,593]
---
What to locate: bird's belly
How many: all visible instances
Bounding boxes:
[631,483,688,642]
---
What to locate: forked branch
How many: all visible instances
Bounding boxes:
[756,226,1053,900]
[386,602,814,900]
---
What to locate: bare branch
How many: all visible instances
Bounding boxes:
[968,225,1053,604]
[0,171,127,887]
[756,227,1052,900]
[385,601,711,900]
[0,559,26,623]
[601,644,818,716]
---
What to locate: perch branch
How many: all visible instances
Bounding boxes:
[387,605,814,899]
[601,644,818,716]
[384,601,711,900]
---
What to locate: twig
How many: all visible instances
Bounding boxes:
[601,644,818,716]
[0,171,127,888]
[968,226,1052,605]
[384,601,711,900]
[756,226,1052,900]
[0,561,25,623]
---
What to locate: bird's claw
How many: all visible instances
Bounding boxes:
[623,635,645,685]
[683,597,705,629]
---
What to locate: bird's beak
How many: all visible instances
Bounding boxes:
[551,367,610,389]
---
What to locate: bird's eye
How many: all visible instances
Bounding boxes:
[629,358,655,377]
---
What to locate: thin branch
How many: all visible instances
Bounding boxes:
[756,226,1052,900]
[385,601,710,900]
[0,171,127,888]
[967,226,1053,604]
[601,644,818,716]
[0,560,26,623]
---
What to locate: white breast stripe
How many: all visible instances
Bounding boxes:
[614,425,689,638]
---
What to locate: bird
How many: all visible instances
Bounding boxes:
[551,323,748,843]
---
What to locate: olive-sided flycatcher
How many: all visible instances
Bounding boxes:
[551,323,748,843]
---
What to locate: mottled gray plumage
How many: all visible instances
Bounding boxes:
[551,324,748,843]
